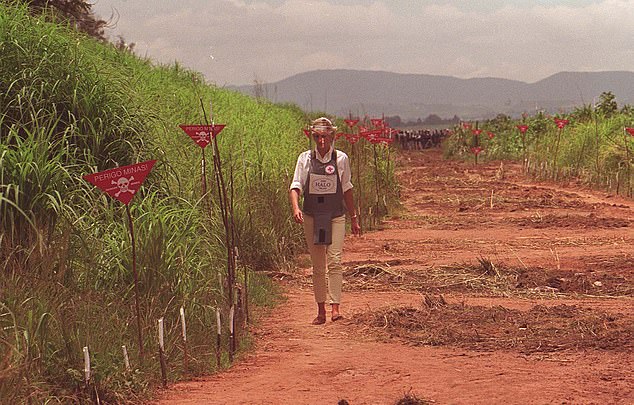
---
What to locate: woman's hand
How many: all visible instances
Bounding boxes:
[289,188,303,224]
[351,216,361,236]
[293,207,304,224]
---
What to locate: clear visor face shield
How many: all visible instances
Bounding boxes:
[311,125,335,140]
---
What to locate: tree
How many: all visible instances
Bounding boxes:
[423,114,442,125]
[596,91,618,118]
[571,104,594,123]
[385,115,402,127]
[12,0,107,40]
[114,35,135,53]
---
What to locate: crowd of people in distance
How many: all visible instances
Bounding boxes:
[395,128,450,150]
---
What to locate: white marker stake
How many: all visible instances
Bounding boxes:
[229,305,235,335]
[229,305,235,362]
[215,307,221,367]
[158,318,165,351]
[180,307,187,341]
[122,345,131,372]
[83,346,91,384]
[158,318,167,387]
[216,307,221,335]
[180,306,188,373]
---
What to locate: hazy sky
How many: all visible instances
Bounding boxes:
[90,0,634,86]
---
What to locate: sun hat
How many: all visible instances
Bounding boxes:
[310,117,337,133]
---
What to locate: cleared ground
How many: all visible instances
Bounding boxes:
[157,149,633,405]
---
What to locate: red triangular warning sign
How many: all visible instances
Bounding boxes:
[360,129,383,140]
[344,119,359,128]
[179,124,226,148]
[344,133,360,144]
[83,160,157,205]
[370,118,384,128]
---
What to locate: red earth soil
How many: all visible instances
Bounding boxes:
[155,149,633,405]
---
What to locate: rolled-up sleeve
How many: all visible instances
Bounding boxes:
[290,151,309,192]
[338,152,353,193]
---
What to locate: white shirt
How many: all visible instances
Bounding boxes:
[290,145,353,193]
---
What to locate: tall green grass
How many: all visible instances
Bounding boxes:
[0,3,398,402]
[0,3,300,403]
[333,127,399,229]
[444,107,634,198]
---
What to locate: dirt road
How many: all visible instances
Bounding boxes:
[157,149,633,404]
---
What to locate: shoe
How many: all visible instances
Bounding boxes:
[312,315,326,325]
[331,314,343,322]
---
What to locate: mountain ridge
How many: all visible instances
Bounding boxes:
[230,69,634,121]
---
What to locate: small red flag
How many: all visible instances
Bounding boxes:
[367,136,393,145]
[554,118,569,129]
[84,160,157,205]
[179,124,226,148]
[344,119,359,128]
[346,134,361,144]
[370,118,384,128]
[360,129,383,139]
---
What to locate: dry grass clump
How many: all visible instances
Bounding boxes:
[395,391,434,404]
[343,259,516,294]
[422,294,447,309]
[343,257,633,297]
[353,302,634,353]
[343,261,406,290]
[477,256,500,277]
[508,213,630,229]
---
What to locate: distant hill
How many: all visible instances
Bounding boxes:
[230,69,634,122]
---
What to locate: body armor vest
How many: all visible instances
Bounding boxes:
[303,150,346,245]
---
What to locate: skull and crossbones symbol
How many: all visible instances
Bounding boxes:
[112,176,136,197]
[195,130,210,143]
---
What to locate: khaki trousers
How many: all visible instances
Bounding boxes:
[303,214,346,304]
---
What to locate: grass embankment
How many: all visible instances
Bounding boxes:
[444,101,634,198]
[0,3,397,403]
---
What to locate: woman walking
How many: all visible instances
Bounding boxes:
[289,117,361,325]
